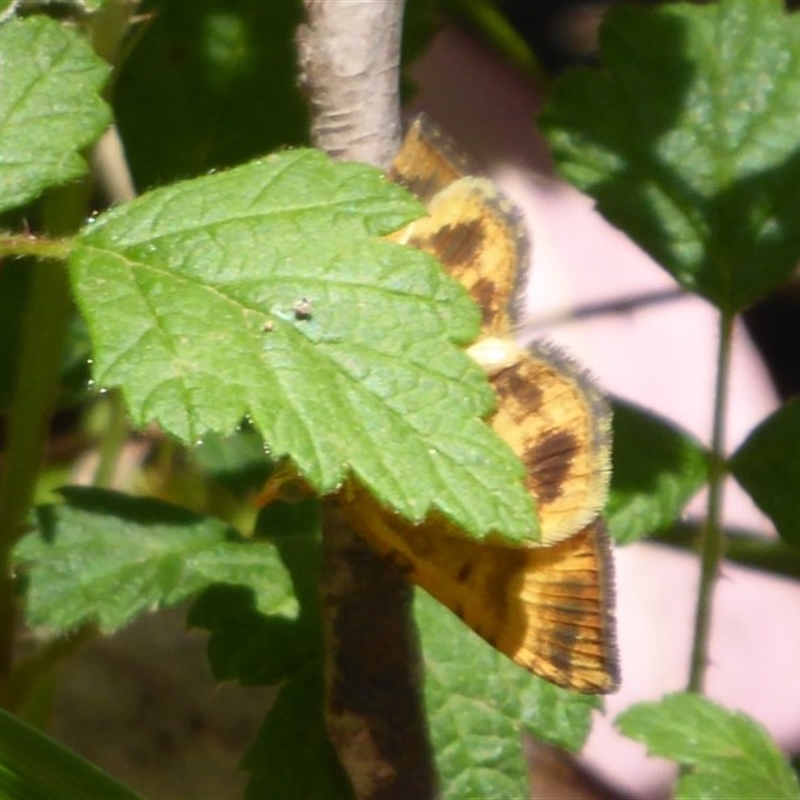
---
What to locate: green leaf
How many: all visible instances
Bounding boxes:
[194,501,350,800]
[14,487,295,633]
[417,591,599,799]
[730,399,800,546]
[0,706,140,800]
[189,584,303,686]
[617,693,800,800]
[191,427,272,497]
[538,0,800,313]
[189,499,323,686]
[0,16,110,214]
[70,153,537,542]
[114,0,307,189]
[606,400,708,544]
[242,667,354,800]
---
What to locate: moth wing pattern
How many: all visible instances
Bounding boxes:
[341,115,619,692]
[343,481,618,693]
[391,116,611,544]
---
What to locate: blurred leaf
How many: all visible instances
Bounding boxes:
[15,0,109,10]
[15,487,295,633]
[730,399,800,546]
[402,0,443,73]
[418,590,599,799]
[0,16,110,213]
[442,0,543,81]
[69,152,538,542]
[0,706,139,800]
[114,0,307,189]
[617,693,800,800]
[607,400,708,544]
[539,0,800,312]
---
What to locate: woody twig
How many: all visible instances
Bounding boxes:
[296,3,438,798]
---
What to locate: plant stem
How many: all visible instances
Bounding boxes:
[687,311,734,694]
[0,261,73,680]
[0,235,73,261]
[91,391,129,489]
[299,2,438,796]
[0,176,89,692]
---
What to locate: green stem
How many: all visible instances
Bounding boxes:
[0,176,88,686]
[0,261,73,677]
[0,235,73,261]
[687,311,734,694]
[86,0,137,69]
[91,390,129,489]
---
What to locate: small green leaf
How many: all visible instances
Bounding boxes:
[417,590,599,799]
[15,487,295,633]
[730,399,800,546]
[0,16,110,213]
[70,153,537,542]
[617,693,800,800]
[539,0,800,312]
[189,584,303,686]
[607,400,708,544]
[242,667,354,800]
[189,499,323,686]
[0,706,140,800]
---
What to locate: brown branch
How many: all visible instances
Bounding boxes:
[322,499,437,800]
[297,0,402,168]
[297,3,438,798]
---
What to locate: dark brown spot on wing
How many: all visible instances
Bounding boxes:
[526,430,579,504]
[546,641,575,675]
[470,276,504,328]
[493,363,544,415]
[415,218,485,271]
[549,623,579,653]
[456,561,474,583]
